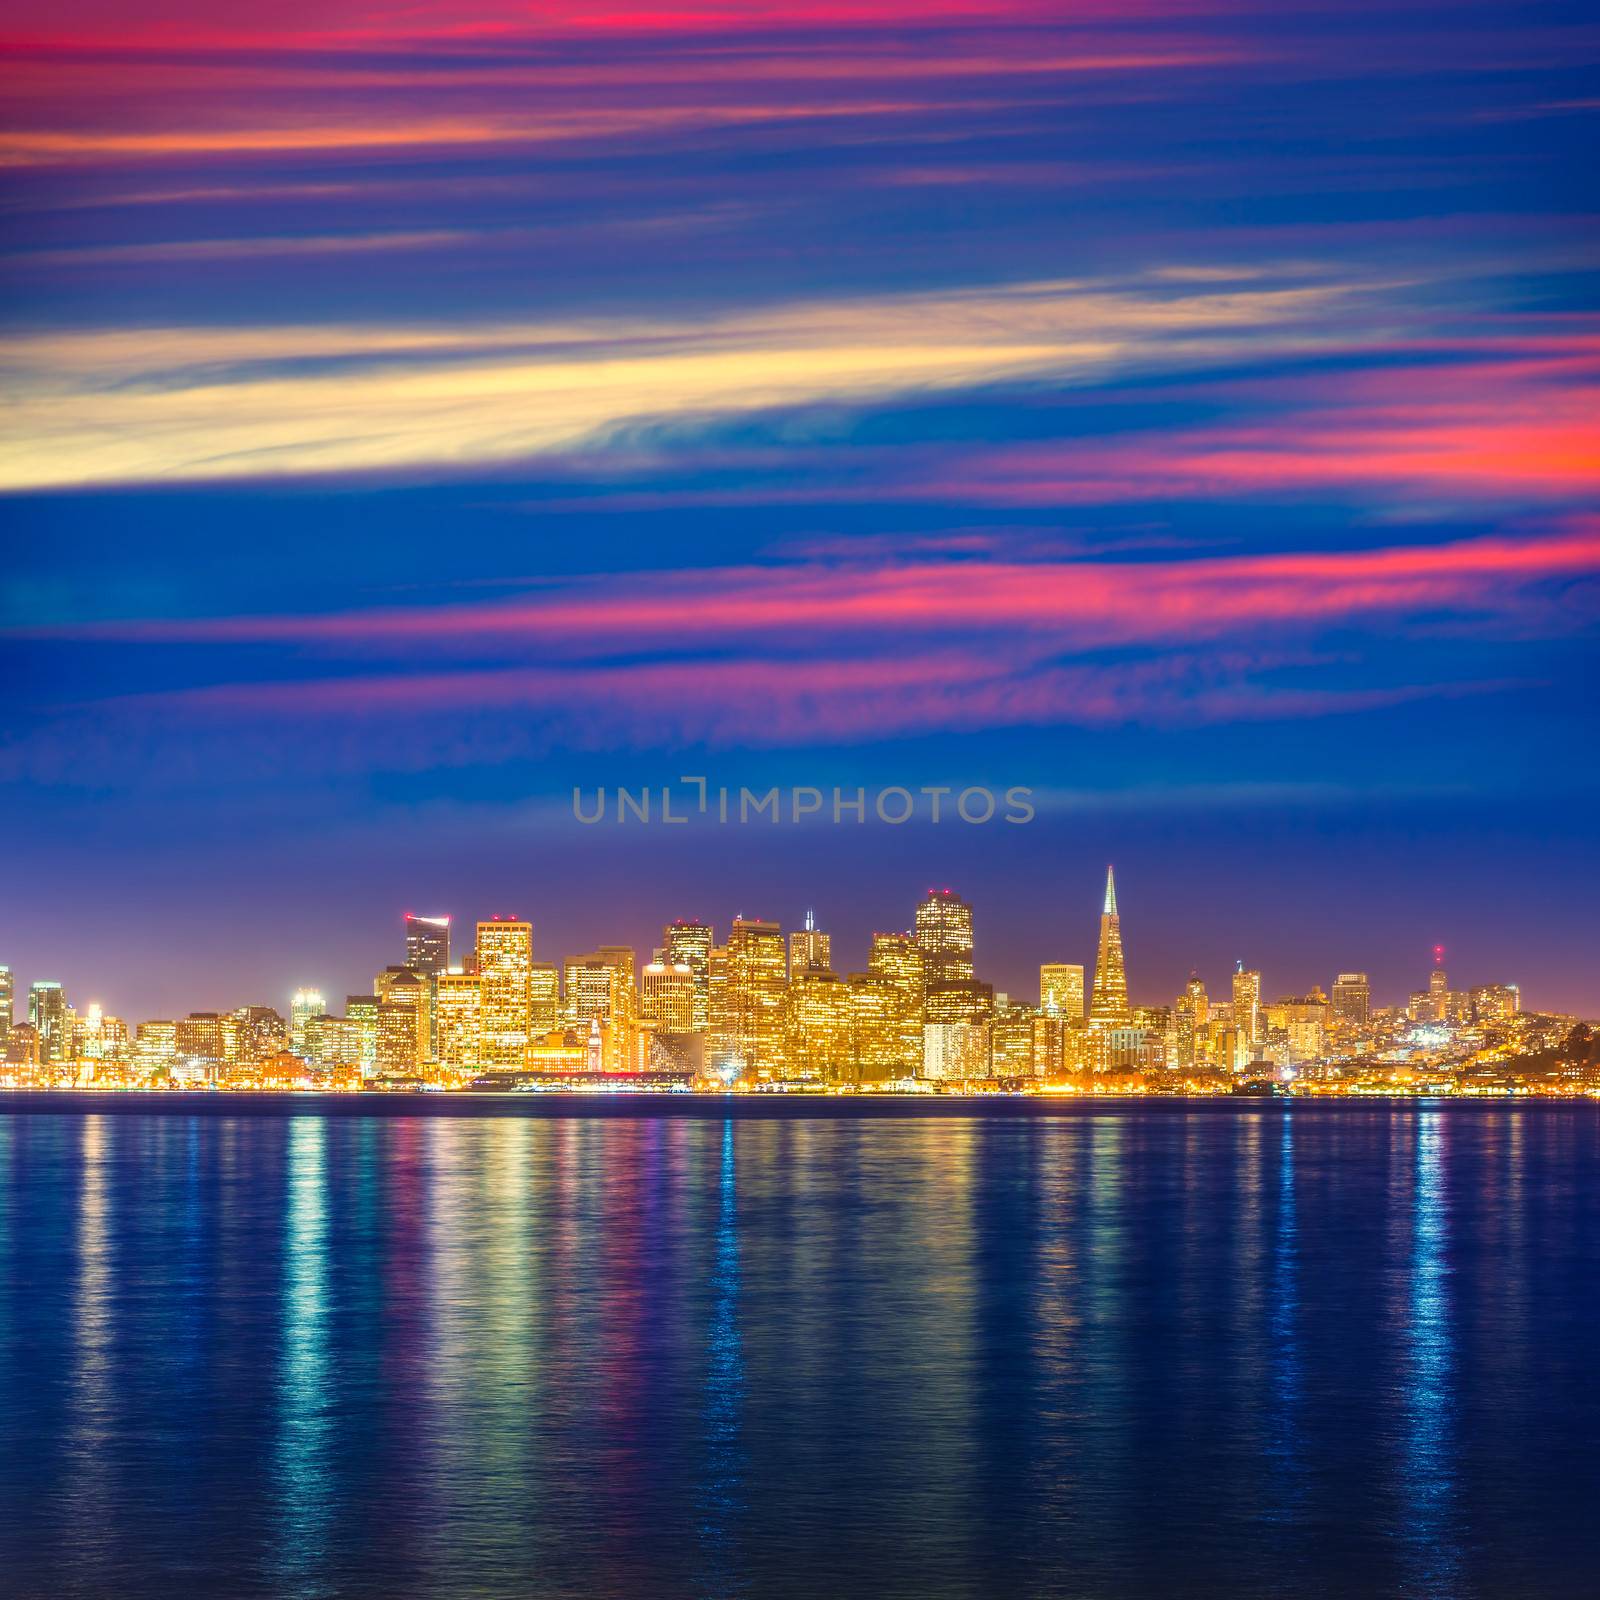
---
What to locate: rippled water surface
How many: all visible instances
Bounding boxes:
[1,1096,1597,1598]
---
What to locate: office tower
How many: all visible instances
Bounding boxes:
[290,988,324,1056]
[135,1019,177,1070]
[923,978,994,1025]
[710,918,786,1078]
[345,995,379,1073]
[376,966,429,1069]
[4,1024,40,1066]
[1040,963,1085,1020]
[404,913,451,977]
[564,950,633,1028]
[1331,972,1370,1030]
[869,932,925,1015]
[845,972,920,1083]
[1089,867,1130,1023]
[782,967,850,1081]
[28,981,67,1063]
[375,1000,424,1075]
[176,1012,230,1062]
[1233,964,1262,1047]
[0,964,11,1042]
[435,970,482,1071]
[914,889,975,986]
[663,919,714,1032]
[640,962,697,1034]
[991,1001,1037,1077]
[1184,972,1209,1027]
[476,919,533,1069]
[789,910,831,978]
[529,963,560,1035]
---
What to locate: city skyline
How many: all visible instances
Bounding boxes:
[0,865,1563,1030]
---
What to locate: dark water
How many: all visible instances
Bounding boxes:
[1,1097,1597,1599]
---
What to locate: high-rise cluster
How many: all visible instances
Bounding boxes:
[0,877,1556,1092]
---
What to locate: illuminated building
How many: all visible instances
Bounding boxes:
[845,972,920,1082]
[476,918,533,1069]
[663,919,714,1032]
[375,966,429,1071]
[1103,1024,1163,1073]
[1089,868,1130,1023]
[914,889,974,986]
[564,951,632,1027]
[1233,965,1262,1047]
[923,1021,990,1080]
[29,981,67,1062]
[4,1023,40,1066]
[868,932,925,1016]
[233,1005,287,1061]
[0,964,11,1042]
[1267,991,1329,1066]
[991,1001,1038,1078]
[403,913,451,977]
[1185,973,1209,1027]
[1473,984,1521,1023]
[135,1019,176,1069]
[290,988,324,1055]
[176,1012,232,1062]
[640,962,697,1034]
[434,970,482,1070]
[530,963,560,1034]
[924,978,994,1026]
[1040,963,1085,1020]
[789,910,831,978]
[782,967,850,1080]
[305,1013,359,1070]
[345,995,378,1072]
[1031,1010,1067,1077]
[709,918,786,1078]
[1331,972,1370,1030]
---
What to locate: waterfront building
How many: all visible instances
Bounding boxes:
[782,967,851,1081]
[375,966,429,1070]
[1089,869,1130,1023]
[709,918,786,1079]
[868,932,925,1017]
[530,963,560,1035]
[434,970,482,1071]
[845,972,920,1082]
[991,1000,1038,1078]
[924,978,995,1025]
[923,1020,991,1080]
[477,919,533,1069]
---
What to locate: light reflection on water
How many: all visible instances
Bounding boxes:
[0,1102,1597,1600]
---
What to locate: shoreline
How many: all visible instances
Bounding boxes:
[0,1089,1592,1119]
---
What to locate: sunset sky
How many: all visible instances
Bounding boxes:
[2,0,1596,1017]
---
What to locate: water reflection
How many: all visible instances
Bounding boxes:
[273,1115,332,1596]
[0,1104,1595,1600]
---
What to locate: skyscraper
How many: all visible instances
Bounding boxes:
[1089,867,1130,1023]
[434,970,482,1070]
[290,988,324,1056]
[28,980,67,1063]
[403,913,451,977]
[663,919,714,1032]
[1233,964,1262,1047]
[914,889,975,986]
[710,918,786,1078]
[868,932,925,1015]
[640,962,697,1034]
[0,964,11,1043]
[476,918,533,1069]
[1331,972,1370,1030]
[789,909,831,977]
[1039,963,1085,1020]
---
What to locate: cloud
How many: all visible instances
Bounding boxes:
[0,270,1363,490]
